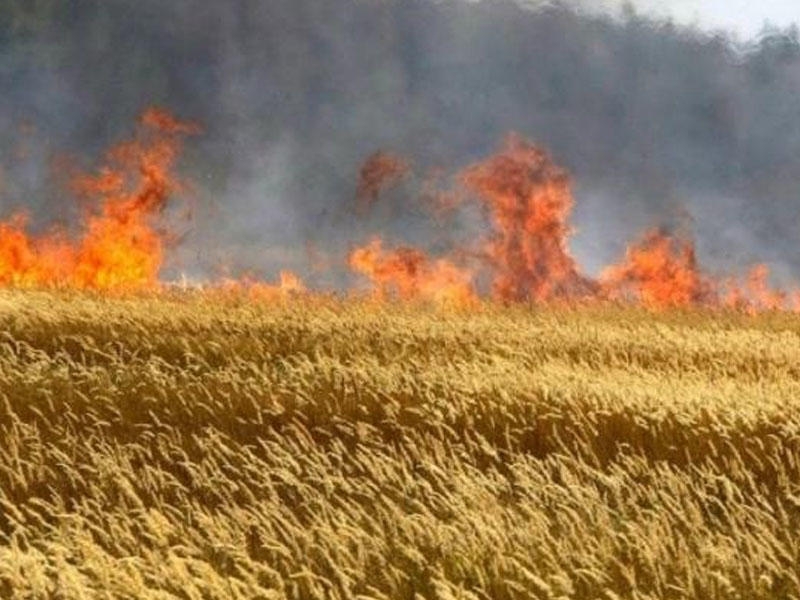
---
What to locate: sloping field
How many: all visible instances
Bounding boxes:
[0,291,799,599]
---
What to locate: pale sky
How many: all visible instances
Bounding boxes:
[591,0,798,39]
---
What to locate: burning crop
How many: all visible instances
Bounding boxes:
[0,108,199,291]
[599,228,712,309]
[348,237,476,307]
[348,133,799,312]
[0,109,798,313]
[460,133,596,302]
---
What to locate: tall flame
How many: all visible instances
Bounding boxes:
[0,108,198,291]
[460,134,595,302]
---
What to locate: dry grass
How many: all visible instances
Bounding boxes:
[0,289,799,599]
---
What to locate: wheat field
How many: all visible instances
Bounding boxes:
[0,290,798,599]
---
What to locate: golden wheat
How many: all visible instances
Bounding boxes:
[0,290,798,599]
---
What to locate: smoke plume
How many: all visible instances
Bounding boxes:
[2,0,800,285]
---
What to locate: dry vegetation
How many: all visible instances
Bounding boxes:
[0,290,799,599]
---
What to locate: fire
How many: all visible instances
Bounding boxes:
[599,233,800,312]
[721,264,792,314]
[349,134,800,313]
[219,270,307,302]
[0,215,74,287]
[0,107,198,291]
[460,134,595,302]
[600,228,711,308]
[348,238,476,307]
[742,264,787,311]
[2,110,799,314]
[247,270,306,301]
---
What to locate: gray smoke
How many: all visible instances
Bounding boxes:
[1,0,800,284]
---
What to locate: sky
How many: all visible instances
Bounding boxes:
[607,0,798,39]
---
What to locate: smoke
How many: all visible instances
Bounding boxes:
[1,0,800,283]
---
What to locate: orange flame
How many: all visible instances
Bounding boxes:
[742,264,787,311]
[351,135,800,313]
[0,215,73,287]
[349,238,475,307]
[0,108,198,291]
[247,270,306,301]
[219,270,307,302]
[600,228,711,309]
[461,134,595,302]
[3,115,800,315]
[720,264,792,313]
